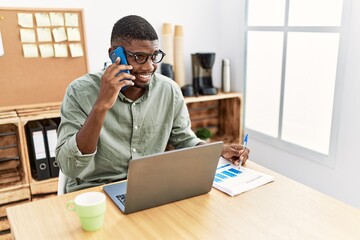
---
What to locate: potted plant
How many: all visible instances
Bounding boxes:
[195,127,212,142]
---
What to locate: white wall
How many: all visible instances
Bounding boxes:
[1,0,234,90]
[2,0,359,209]
[247,0,360,209]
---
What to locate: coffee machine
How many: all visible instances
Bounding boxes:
[191,53,217,95]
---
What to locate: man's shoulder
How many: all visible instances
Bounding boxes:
[69,71,103,89]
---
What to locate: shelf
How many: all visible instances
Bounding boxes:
[0,184,30,205]
[29,177,58,196]
[185,92,243,144]
[184,91,242,103]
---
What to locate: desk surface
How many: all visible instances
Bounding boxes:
[7,161,360,240]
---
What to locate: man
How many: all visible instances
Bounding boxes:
[56,15,249,193]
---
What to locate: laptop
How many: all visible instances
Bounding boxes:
[103,141,223,214]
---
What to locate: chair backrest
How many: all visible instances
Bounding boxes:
[57,169,68,195]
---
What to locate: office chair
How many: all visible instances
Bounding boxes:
[57,169,68,195]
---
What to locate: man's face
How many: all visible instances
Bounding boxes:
[120,40,160,89]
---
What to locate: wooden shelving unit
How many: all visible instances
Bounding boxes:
[16,104,62,196]
[185,92,243,144]
[0,110,31,237]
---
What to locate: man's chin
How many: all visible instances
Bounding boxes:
[133,82,150,89]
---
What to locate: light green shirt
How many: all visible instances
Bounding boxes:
[55,71,203,193]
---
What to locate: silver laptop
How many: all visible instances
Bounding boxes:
[103,141,223,214]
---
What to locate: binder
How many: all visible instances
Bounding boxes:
[26,121,51,180]
[41,119,59,178]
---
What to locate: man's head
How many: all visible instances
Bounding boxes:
[111,15,158,46]
[109,15,163,90]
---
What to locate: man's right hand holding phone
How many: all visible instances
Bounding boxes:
[97,57,135,110]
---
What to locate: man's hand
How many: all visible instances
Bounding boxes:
[97,57,135,110]
[221,144,250,166]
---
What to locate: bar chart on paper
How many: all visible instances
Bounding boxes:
[212,158,274,196]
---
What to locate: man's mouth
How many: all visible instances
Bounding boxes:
[134,72,153,83]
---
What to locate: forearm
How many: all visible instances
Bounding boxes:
[76,104,108,154]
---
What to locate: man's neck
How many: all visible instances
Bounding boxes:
[123,87,146,101]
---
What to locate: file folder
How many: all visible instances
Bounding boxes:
[41,119,59,178]
[25,121,51,180]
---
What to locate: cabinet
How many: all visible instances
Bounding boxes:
[0,92,242,236]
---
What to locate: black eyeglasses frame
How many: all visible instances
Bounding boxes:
[122,49,166,64]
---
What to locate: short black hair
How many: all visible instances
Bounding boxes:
[111,15,158,46]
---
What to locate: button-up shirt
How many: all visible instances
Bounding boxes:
[55,71,203,192]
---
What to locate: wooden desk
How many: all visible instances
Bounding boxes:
[6,162,360,240]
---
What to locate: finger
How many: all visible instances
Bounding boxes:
[112,69,135,84]
[107,60,132,74]
[240,152,248,163]
[119,79,134,88]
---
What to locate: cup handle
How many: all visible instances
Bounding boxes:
[67,200,76,211]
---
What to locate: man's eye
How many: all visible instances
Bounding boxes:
[136,54,146,61]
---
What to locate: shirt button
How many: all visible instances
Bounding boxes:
[134,125,138,130]
[133,148,136,152]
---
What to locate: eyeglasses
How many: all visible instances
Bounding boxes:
[124,49,166,64]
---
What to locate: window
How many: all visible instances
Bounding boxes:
[244,0,348,165]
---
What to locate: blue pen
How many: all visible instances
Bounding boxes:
[239,134,248,169]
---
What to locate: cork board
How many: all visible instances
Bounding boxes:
[0,8,88,109]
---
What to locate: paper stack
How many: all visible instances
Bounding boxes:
[213,158,275,196]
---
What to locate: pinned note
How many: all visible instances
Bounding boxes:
[20,29,36,43]
[18,13,34,28]
[49,12,64,26]
[37,28,52,42]
[22,44,38,58]
[65,13,79,27]
[0,31,4,56]
[69,43,83,57]
[52,27,67,42]
[54,43,68,57]
[39,44,54,58]
[67,28,81,41]
[35,13,51,27]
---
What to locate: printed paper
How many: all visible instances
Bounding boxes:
[212,158,275,196]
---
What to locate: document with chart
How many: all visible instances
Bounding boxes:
[212,158,274,196]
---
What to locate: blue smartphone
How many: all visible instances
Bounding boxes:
[109,46,132,92]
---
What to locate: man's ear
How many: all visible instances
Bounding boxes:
[108,47,115,56]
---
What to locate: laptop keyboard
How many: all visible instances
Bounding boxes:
[116,194,126,205]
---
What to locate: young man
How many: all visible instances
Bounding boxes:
[55,15,249,193]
